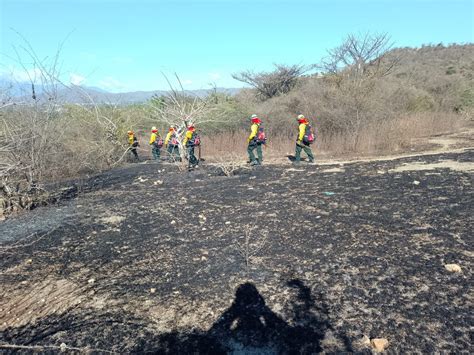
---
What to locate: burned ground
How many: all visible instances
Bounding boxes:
[1,150,473,353]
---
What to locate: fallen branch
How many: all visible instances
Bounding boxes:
[211,155,250,176]
[0,228,57,252]
[0,343,117,354]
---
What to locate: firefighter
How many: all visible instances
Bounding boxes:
[247,114,264,166]
[295,114,315,164]
[127,130,139,162]
[149,126,162,160]
[183,124,200,170]
[165,126,180,162]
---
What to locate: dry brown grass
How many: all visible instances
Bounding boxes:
[200,113,468,161]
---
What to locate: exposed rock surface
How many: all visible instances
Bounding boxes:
[371,338,389,352]
[444,264,462,273]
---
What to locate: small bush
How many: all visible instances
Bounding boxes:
[407,95,436,112]
[446,66,456,75]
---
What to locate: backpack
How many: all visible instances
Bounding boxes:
[155,137,164,148]
[132,136,139,148]
[152,135,163,148]
[256,126,266,144]
[190,132,201,146]
[303,124,315,144]
[170,134,178,146]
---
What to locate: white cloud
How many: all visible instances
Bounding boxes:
[98,76,127,92]
[70,73,85,85]
[0,66,42,82]
[182,79,193,86]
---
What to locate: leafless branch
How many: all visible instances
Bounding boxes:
[318,32,398,82]
[232,63,309,100]
[234,222,269,272]
[212,154,250,176]
[0,343,116,354]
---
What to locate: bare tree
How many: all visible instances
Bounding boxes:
[232,64,309,100]
[0,33,128,216]
[148,74,236,162]
[0,33,67,190]
[314,33,401,149]
[319,32,398,85]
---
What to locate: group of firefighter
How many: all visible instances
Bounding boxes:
[127,114,315,170]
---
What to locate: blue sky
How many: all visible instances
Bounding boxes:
[1,0,473,92]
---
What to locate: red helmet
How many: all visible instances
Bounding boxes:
[251,117,261,124]
[297,114,307,124]
[188,125,196,131]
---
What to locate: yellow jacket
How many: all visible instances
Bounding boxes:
[183,130,193,146]
[247,123,259,143]
[128,134,135,145]
[165,131,174,145]
[298,123,307,142]
[149,132,158,145]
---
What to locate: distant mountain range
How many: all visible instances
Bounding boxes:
[0,80,242,104]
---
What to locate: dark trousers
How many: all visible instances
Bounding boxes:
[129,147,139,161]
[247,143,263,164]
[187,146,199,168]
[167,145,181,161]
[295,143,314,162]
[151,146,161,160]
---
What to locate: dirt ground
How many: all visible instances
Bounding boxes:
[0,137,473,353]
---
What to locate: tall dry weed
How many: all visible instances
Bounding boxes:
[199,113,467,161]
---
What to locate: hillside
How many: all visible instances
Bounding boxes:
[1,144,472,353]
[389,44,474,80]
[226,44,474,160]
[387,44,474,111]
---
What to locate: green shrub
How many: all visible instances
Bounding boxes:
[460,88,474,108]
[446,66,456,75]
[407,95,436,112]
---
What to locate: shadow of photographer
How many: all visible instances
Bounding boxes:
[156,278,345,354]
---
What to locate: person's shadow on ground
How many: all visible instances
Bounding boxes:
[286,154,297,162]
[155,279,347,354]
[0,279,350,353]
[286,155,310,163]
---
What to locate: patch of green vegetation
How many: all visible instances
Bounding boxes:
[460,87,474,107]
[407,95,435,112]
[446,66,456,75]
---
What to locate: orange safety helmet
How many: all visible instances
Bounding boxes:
[127,130,133,135]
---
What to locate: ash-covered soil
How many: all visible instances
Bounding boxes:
[1,150,473,353]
